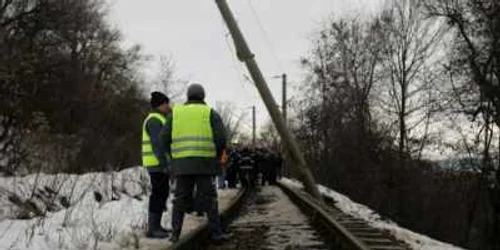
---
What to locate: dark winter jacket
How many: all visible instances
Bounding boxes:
[160,100,226,176]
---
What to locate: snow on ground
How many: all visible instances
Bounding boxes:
[280,178,466,250]
[138,188,238,250]
[0,167,239,250]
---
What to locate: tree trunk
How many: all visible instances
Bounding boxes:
[489,187,500,249]
[493,130,500,249]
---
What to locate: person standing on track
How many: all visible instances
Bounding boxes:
[218,149,228,189]
[142,92,171,239]
[269,150,281,185]
[161,83,231,244]
[238,147,255,188]
[226,147,240,188]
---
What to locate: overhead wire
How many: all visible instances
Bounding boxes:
[245,0,286,112]
[245,0,284,73]
[217,11,261,100]
[220,32,261,133]
[216,1,280,130]
[223,32,254,88]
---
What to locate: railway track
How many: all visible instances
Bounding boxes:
[280,183,408,250]
[168,182,409,250]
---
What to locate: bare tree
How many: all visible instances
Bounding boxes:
[298,15,387,187]
[0,0,148,174]
[292,0,498,248]
[378,0,444,165]
[151,55,186,101]
[0,0,42,175]
[215,101,245,144]
[426,0,500,248]
[259,120,280,148]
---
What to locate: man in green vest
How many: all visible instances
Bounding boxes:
[142,91,171,239]
[161,83,231,244]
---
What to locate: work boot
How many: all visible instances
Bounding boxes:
[209,232,231,245]
[207,206,230,245]
[146,212,169,239]
[170,208,184,243]
[169,231,180,243]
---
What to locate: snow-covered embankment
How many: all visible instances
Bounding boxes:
[281,178,466,250]
[0,167,238,250]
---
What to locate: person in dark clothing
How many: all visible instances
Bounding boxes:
[251,149,261,187]
[253,149,263,186]
[259,149,271,186]
[161,83,231,244]
[268,151,281,185]
[250,150,259,187]
[276,151,284,180]
[226,148,239,188]
[238,148,255,188]
[142,91,171,239]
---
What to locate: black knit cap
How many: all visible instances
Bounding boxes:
[150,91,170,108]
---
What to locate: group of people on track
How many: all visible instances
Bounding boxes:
[223,147,282,189]
[141,84,283,245]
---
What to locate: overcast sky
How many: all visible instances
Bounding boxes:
[109,0,384,132]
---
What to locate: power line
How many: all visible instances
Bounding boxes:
[245,0,284,72]
[224,32,249,86]
[218,14,253,84]
[224,32,261,97]
[218,16,261,100]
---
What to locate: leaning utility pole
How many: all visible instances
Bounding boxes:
[252,105,256,149]
[281,73,288,180]
[214,0,322,201]
[282,73,287,125]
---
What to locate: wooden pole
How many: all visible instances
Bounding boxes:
[214,0,323,201]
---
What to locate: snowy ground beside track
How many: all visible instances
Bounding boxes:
[0,167,239,250]
[281,178,465,250]
[0,168,467,250]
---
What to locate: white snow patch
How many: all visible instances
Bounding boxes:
[0,167,239,250]
[281,178,466,250]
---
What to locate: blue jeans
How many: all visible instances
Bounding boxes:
[217,171,226,189]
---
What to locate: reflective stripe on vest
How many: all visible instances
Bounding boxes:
[142,112,167,167]
[171,104,216,159]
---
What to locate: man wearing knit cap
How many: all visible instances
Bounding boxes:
[161,83,231,244]
[142,91,171,238]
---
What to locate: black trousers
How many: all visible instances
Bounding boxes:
[172,175,222,236]
[268,166,277,185]
[226,166,238,188]
[149,172,170,214]
[239,167,255,188]
[173,175,217,212]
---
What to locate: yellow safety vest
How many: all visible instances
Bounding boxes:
[171,104,216,159]
[142,112,168,167]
